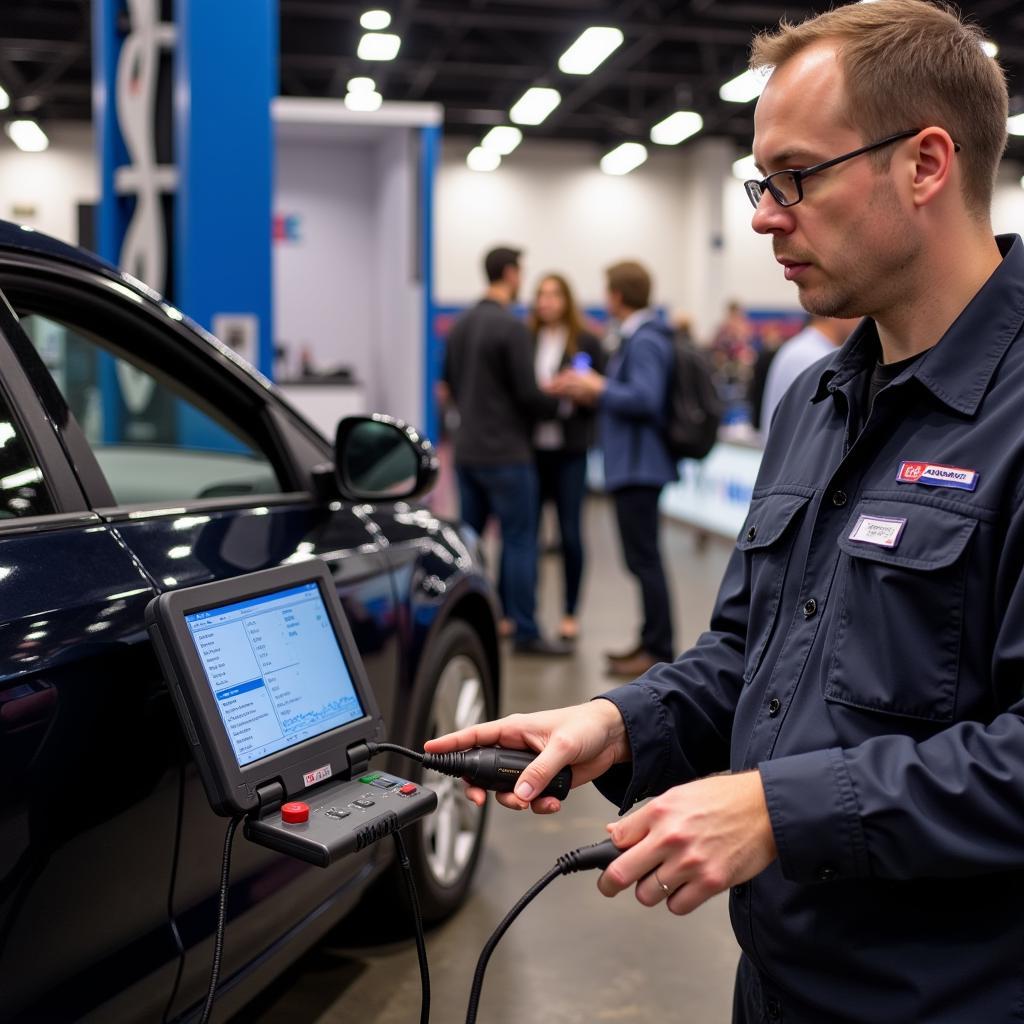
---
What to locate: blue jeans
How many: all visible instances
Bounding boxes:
[457,462,540,639]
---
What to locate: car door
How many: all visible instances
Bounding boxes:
[0,295,184,1024]
[0,258,405,1021]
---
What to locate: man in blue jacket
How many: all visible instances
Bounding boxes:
[550,261,676,677]
[430,2,1024,1020]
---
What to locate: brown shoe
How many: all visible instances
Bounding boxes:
[606,650,660,678]
[603,641,643,664]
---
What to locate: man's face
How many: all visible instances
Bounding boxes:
[750,44,921,320]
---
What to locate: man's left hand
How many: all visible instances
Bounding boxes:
[597,770,777,915]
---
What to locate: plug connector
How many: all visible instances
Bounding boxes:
[556,839,620,874]
[421,747,572,801]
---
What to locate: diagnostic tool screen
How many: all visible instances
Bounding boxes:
[185,581,365,767]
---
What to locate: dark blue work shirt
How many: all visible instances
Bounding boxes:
[597,235,1024,1023]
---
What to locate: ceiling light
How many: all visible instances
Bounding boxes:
[558,27,624,75]
[357,32,401,61]
[650,110,703,146]
[5,119,48,153]
[481,126,522,155]
[719,68,770,104]
[345,90,383,112]
[467,147,501,172]
[732,154,759,181]
[600,142,647,176]
[510,87,561,126]
[1008,114,1024,136]
[0,86,8,112]
[360,9,391,30]
[347,76,376,94]
[981,40,999,58]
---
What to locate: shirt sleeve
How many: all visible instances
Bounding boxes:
[593,543,750,812]
[599,331,671,421]
[760,489,1024,885]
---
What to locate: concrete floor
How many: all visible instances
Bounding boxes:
[235,498,740,1023]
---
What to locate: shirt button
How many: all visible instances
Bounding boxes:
[766,998,782,1020]
[802,598,817,618]
[816,865,838,882]
[831,489,848,507]
[767,697,781,717]
[732,883,748,898]
[746,525,757,542]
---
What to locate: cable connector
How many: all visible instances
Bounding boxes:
[557,838,620,875]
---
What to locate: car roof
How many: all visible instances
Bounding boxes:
[0,218,125,284]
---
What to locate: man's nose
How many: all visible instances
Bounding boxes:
[751,191,796,236]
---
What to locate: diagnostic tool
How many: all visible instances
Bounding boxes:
[145,560,436,867]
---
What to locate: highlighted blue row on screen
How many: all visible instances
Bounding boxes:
[185,580,366,768]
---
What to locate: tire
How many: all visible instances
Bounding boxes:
[402,619,496,923]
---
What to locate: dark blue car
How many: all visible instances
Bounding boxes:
[0,221,500,1022]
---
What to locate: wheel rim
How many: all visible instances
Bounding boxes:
[423,653,488,887]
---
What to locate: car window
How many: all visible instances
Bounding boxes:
[20,312,282,506]
[0,383,54,519]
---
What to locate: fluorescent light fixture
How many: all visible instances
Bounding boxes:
[357,32,401,61]
[510,87,561,126]
[347,76,376,93]
[719,68,770,104]
[600,142,648,176]
[5,119,48,153]
[0,85,8,112]
[558,27,624,75]
[360,9,391,30]
[1008,113,1024,136]
[650,110,703,145]
[732,154,759,181]
[981,40,999,58]
[467,147,501,172]
[344,89,383,111]
[481,125,522,155]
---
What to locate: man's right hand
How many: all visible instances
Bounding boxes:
[424,700,631,814]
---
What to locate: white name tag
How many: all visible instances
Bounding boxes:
[848,514,906,548]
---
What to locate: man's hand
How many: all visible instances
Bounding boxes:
[424,700,630,814]
[546,368,606,405]
[598,770,777,915]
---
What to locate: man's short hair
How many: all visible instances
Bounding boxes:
[606,261,652,311]
[484,246,521,284]
[750,0,1008,217]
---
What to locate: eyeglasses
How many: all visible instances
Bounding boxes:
[743,129,960,210]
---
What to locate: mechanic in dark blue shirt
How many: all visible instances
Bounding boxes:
[429,2,1022,1020]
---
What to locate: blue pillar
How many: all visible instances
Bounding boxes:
[173,0,277,379]
[420,124,441,443]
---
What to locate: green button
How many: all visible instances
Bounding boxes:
[359,773,381,784]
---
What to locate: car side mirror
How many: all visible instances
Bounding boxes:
[334,415,439,502]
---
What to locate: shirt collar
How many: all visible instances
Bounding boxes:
[812,234,1024,415]
[620,308,654,339]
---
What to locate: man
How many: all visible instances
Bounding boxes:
[549,261,675,677]
[443,246,571,656]
[759,314,860,434]
[429,3,1024,1020]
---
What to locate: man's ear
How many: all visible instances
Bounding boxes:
[909,128,958,209]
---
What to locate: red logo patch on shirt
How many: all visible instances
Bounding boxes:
[896,461,978,491]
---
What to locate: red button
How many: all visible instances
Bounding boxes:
[399,783,418,795]
[281,801,309,823]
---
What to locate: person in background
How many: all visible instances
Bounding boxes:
[528,274,605,643]
[746,321,785,430]
[442,246,572,657]
[759,314,860,434]
[548,261,675,677]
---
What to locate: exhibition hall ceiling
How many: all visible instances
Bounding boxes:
[2,0,1023,157]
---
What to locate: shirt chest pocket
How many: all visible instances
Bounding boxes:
[824,500,978,721]
[737,491,812,682]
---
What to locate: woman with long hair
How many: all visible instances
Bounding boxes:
[528,273,605,642]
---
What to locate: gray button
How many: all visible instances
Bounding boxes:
[803,598,817,618]
[831,490,847,507]
[767,698,781,717]
[325,808,350,819]
[746,526,757,542]
[353,797,375,808]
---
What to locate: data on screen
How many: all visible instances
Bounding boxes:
[184,581,365,766]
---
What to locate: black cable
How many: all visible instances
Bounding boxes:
[369,741,426,764]
[198,814,243,1024]
[392,828,430,1024]
[464,840,618,1024]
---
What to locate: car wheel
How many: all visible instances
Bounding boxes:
[406,619,496,923]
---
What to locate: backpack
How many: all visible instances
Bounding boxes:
[663,335,722,461]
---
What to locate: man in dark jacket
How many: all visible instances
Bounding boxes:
[549,261,675,676]
[443,247,571,656]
